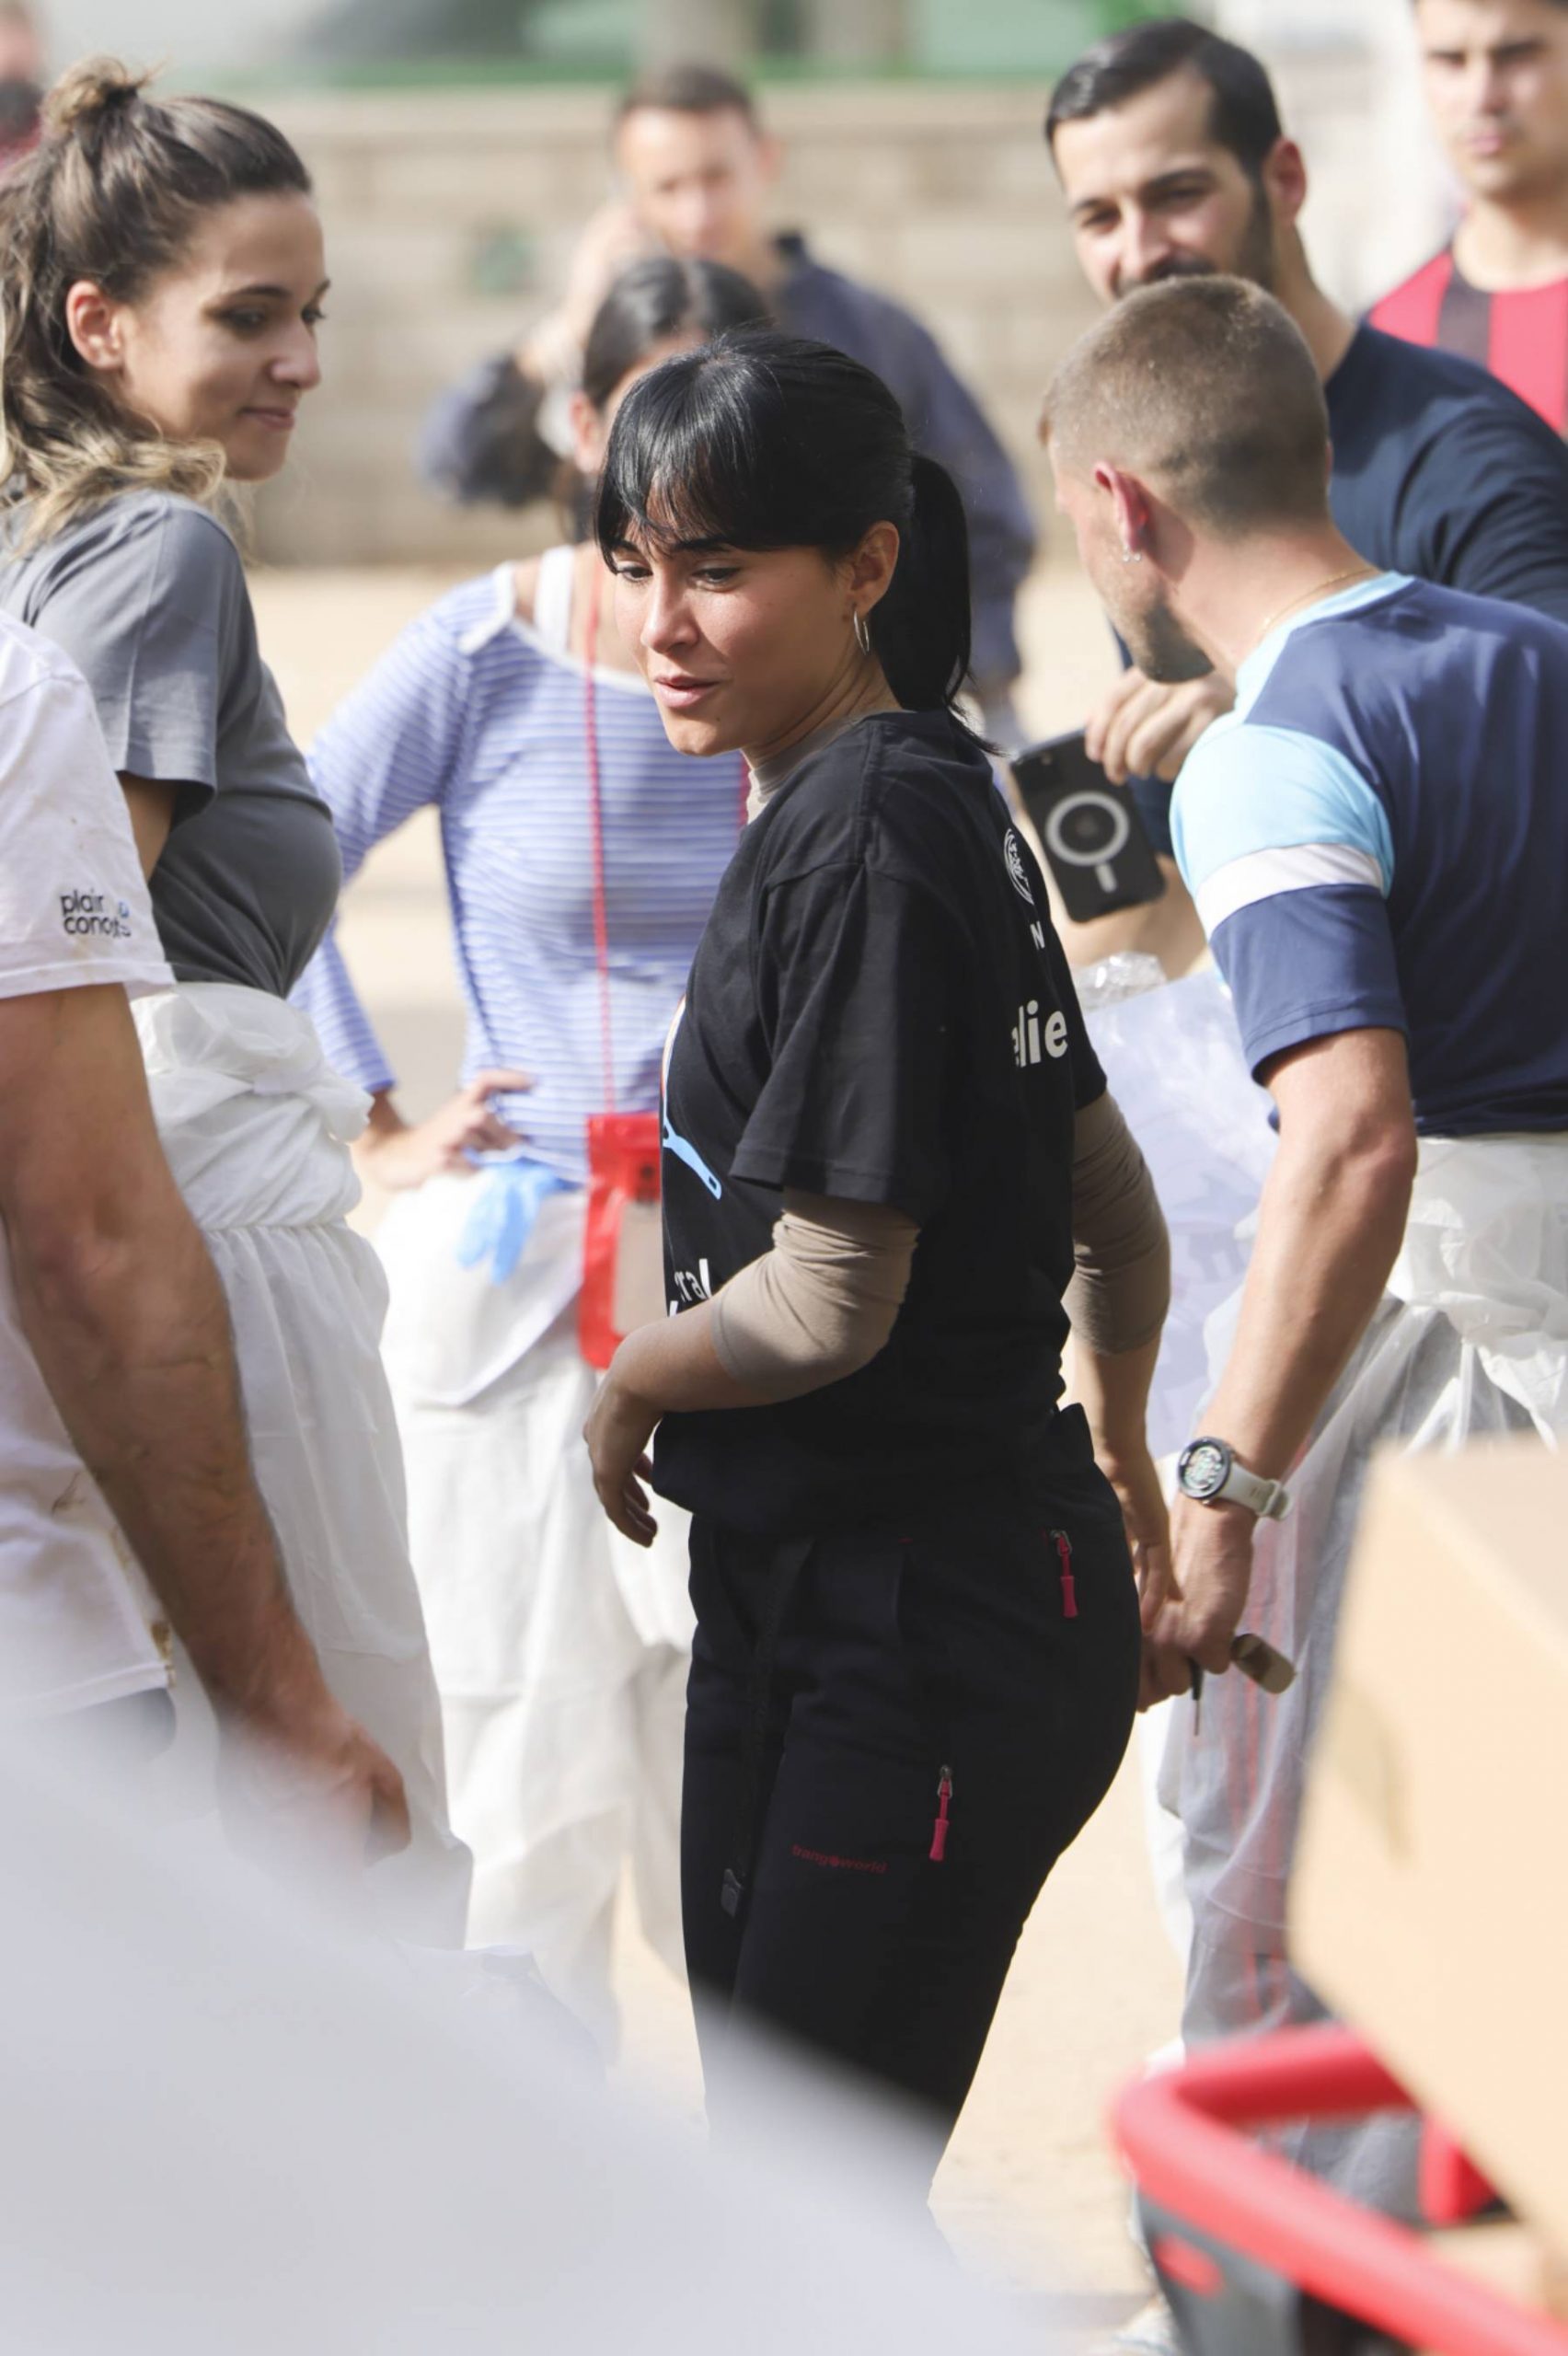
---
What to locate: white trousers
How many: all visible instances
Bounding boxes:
[134,984,470,1945]
[376,1173,695,2043]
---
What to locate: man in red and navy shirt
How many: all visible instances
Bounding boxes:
[1374,0,1568,432]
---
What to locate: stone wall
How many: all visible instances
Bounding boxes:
[254,52,1447,568]
[252,82,1096,565]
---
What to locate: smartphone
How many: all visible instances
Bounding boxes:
[1009,732,1166,923]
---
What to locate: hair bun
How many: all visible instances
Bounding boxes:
[43,57,153,140]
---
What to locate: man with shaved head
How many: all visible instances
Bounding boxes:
[1046,273,1568,2215]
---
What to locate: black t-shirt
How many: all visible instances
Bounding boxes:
[654,710,1105,1538]
[1133,323,1568,853]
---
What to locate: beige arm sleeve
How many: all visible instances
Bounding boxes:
[1066,1090,1170,1357]
[710,1190,918,1403]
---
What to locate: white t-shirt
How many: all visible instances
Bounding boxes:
[0,608,176,1720]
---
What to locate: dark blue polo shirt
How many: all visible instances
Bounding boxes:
[1173,572,1568,1138]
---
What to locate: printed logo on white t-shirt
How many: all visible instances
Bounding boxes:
[59,887,133,939]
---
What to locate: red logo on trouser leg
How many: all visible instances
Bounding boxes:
[790,1844,889,1875]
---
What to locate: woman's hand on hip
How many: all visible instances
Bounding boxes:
[583,1361,661,1547]
[356,1071,531,1191]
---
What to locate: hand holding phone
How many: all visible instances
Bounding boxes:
[1010,732,1166,923]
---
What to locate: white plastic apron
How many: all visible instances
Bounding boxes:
[1163,1132,1568,1961]
[133,982,470,1945]
[1084,967,1277,1459]
[375,1168,693,2038]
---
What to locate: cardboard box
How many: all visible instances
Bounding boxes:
[1423,2222,1568,2334]
[1292,1441,1568,2261]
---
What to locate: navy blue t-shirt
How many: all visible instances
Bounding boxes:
[1136,325,1568,854]
[1172,572,1568,1138]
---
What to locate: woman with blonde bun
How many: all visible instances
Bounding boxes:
[0,60,469,1938]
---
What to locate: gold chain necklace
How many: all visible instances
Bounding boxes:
[1252,564,1378,653]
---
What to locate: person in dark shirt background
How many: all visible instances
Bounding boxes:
[418,64,1036,738]
[1043,17,1568,974]
[1374,0,1568,434]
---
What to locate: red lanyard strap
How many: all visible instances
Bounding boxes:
[582,569,750,1114]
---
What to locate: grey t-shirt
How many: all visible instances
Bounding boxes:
[0,491,340,997]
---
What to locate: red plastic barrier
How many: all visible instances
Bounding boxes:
[1113,2026,1568,2356]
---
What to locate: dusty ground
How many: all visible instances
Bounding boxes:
[251,556,1182,2345]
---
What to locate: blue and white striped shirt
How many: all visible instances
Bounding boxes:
[293,559,745,1183]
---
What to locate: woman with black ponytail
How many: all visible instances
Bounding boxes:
[583,328,1170,2185]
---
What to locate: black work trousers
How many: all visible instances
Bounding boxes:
[681,1407,1142,2189]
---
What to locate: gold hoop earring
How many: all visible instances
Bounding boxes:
[852,608,872,656]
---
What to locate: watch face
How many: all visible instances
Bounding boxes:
[1180,1438,1230,1501]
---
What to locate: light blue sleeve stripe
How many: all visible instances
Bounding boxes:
[1171,720,1394,901]
[1231,571,1412,711]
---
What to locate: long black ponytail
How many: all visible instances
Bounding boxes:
[871,450,973,714]
[594,326,975,725]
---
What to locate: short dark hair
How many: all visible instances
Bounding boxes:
[596,327,974,722]
[616,64,759,133]
[1044,275,1330,537]
[1046,17,1283,181]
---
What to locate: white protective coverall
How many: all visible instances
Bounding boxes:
[375,1165,693,2041]
[1160,1130,1568,2212]
[134,982,471,1945]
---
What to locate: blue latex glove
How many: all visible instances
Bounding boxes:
[455,1156,570,1287]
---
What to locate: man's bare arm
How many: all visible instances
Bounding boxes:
[0,983,408,1841]
[1148,1025,1418,1683]
[1194,1027,1417,1480]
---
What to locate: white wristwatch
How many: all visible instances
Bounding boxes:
[1177,1436,1292,1522]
